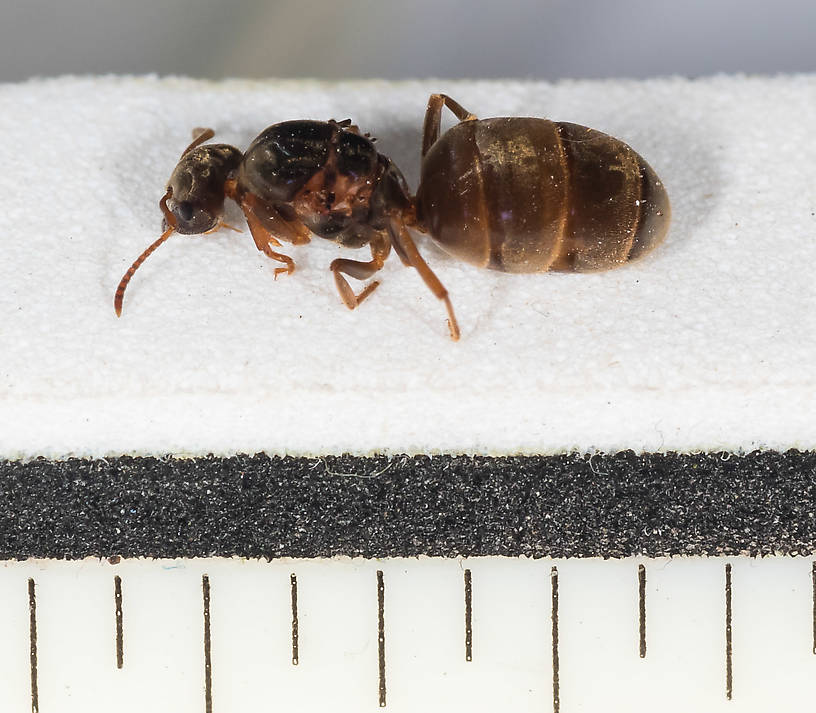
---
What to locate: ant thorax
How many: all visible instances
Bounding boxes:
[289,158,379,241]
[237,120,390,246]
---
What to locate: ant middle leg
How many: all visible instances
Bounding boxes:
[331,234,390,309]
[421,94,478,158]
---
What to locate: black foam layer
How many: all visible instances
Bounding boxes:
[1,451,815,560]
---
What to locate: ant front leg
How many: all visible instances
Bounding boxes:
[422,94,478,158]
[238,192,311,278]
[331,234,390,309]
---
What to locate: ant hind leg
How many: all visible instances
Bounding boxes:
[389,218,460,340]
[422,94,478,158]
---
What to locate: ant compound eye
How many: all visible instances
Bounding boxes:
[170,199,218,234]
[177,201,194,222]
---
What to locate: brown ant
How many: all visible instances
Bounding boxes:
[115,94,670,340]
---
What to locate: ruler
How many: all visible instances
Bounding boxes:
[1,556,814,712]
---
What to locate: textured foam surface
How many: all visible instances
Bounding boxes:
[2,452,816,559]
[1,75,815,458]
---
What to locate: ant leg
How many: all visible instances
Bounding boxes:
[181,127,215,156]
[246,216,294,278]
[422,94,479,158]
[389,219,460,340]
[242,193,312,246]
[330,234,390,309]
[240,195,300,278]
[390,234,412,268]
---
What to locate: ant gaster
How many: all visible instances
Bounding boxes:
[115,94,670,339]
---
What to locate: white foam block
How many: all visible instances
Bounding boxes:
[0,75,814,458]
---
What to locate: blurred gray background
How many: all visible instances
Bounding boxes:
[1,0,815,81]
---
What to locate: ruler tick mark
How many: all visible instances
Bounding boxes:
[811,561,816,655]
[290,573,299,665]
[638,564,646,658]
[377,570,386,707]
[725,563,733,701]
[551,566,560,713]
[114,575,124,669]
[464,568,473,662]
[203,574,213,713]
[28,578,39,713]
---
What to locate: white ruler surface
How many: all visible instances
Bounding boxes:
[0,556,813,712]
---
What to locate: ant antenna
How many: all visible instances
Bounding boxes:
[114,190,177,317]
[182,127,215,156]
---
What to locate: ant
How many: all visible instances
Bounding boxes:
[115,94,670,340]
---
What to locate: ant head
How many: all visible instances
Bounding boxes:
[114,129,243,317]
[164,141,243,234]
[164,148,242,233]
